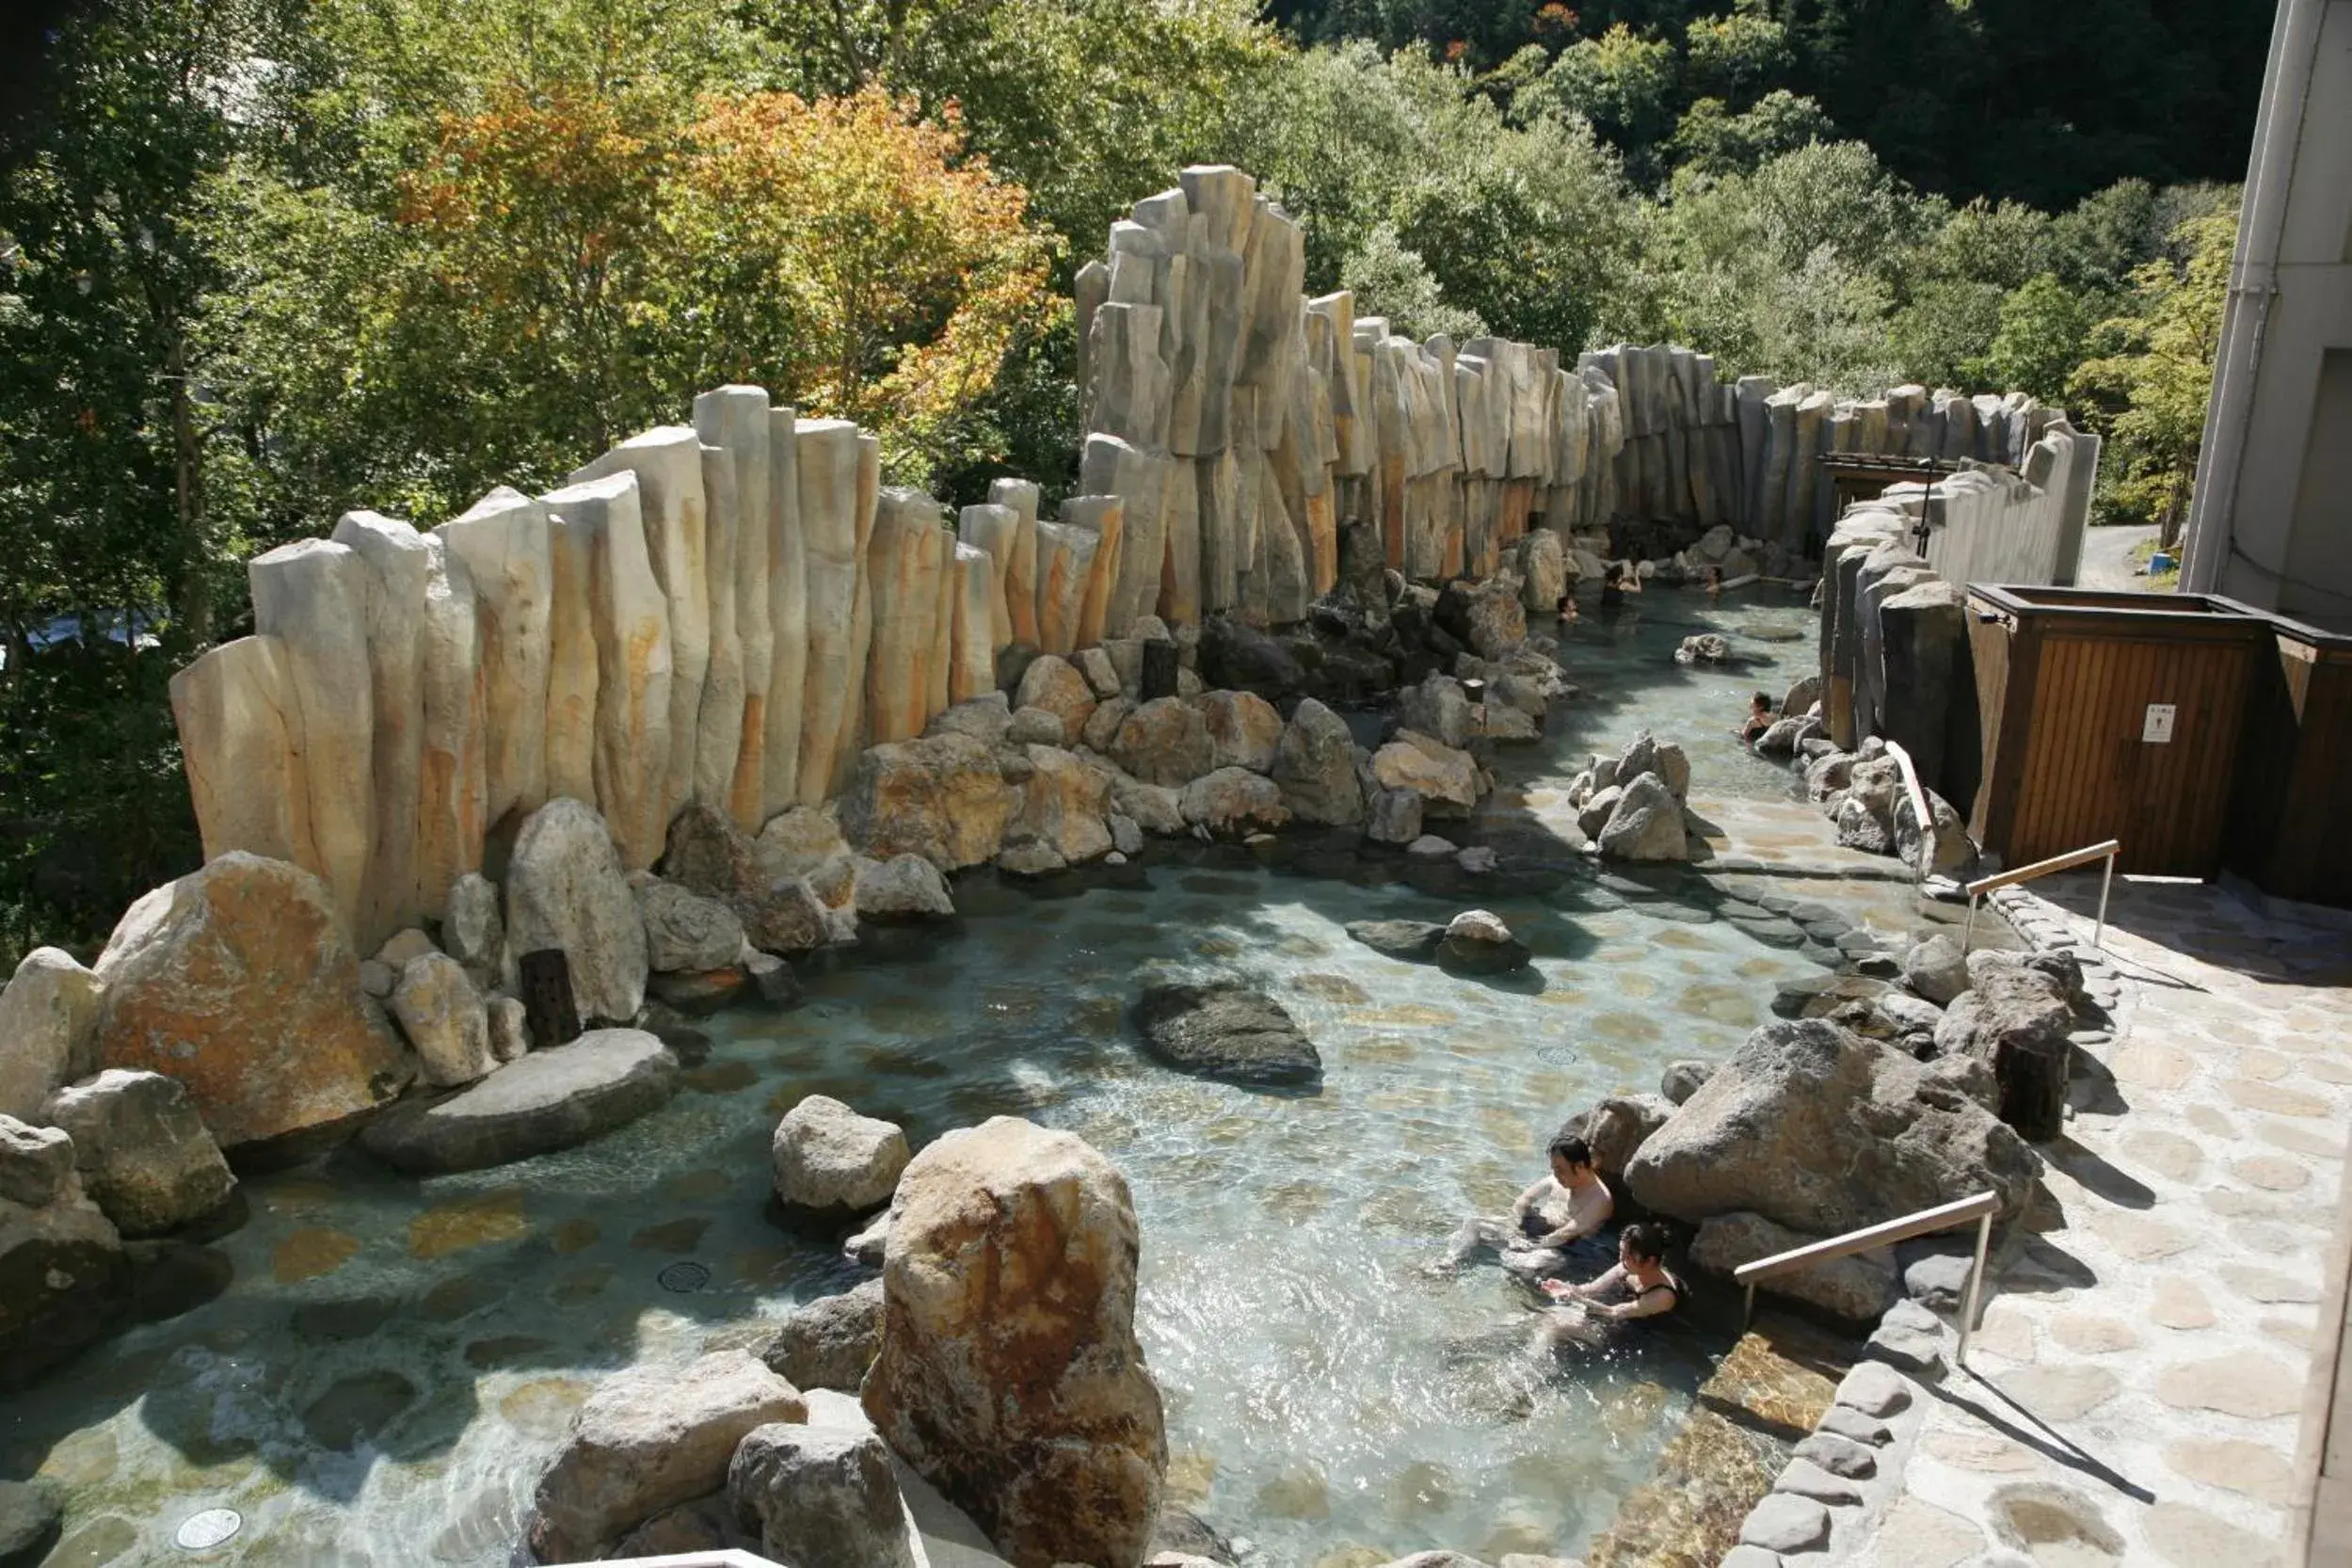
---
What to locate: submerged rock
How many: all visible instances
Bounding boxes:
[1344,920,1447,962]
[360,1029,679,1175]
[862,1118,1167,1568]
[1131,981,1321,1087]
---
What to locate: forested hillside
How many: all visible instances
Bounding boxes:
[0,0,2269,960]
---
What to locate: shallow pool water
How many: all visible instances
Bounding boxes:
[2,589,1890,1568]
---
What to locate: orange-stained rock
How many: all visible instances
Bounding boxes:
[863,1117,1166,1568]
[93,854,414,1150]
[837,734,1019,872]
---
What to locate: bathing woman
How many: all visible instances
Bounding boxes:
[1433,1134,1614,1278]
[1532,1222,1681,1350]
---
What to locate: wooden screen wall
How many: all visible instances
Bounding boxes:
[2008,629,2260,875]
[2230,632,2352,904]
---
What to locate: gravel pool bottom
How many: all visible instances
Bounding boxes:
[3,591,1864,1568]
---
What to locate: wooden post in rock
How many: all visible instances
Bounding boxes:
[518,948,582,1050]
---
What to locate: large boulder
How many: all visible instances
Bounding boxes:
[757,805,861,943]
[441,872,505,986]
[1178,768,1291,838]
[1015,654,1097,744]
[0,1121,129,1388]
[40,1070,233,1237]
[0,949,100,1124]
[633,878,747,974]
[1200,690,1283,773]
[1370,731,1479,818]
[772,1096,910,1219]
[838,733,1022,872]
[1365,787,1423,845]
[863,1118,1167,1568]
[1902,935,1970,1006]
[1110,698,1215,788]
[853,855,955,920]
[1272,698,1366,825]
[1894,791,1974,874]
[763,1277,885,1393]
[1516,530,1567,610]
[1197,615,1304,700]
[92,853,413,1151]
[728,1422,914,1568]
[1434,576,1527,658]
[1690,1211,1896,1322]
[1013,745,1114,864]
[360,1029,679,1175]
[1397,674,1474,748]
[1131,980,1320,1087]
[1109,772,1187,837]
[527,1349,808,1561]
[390,952,495,1088]
[1563,1093,1673,1179]
[1624,1019,2040,1233]
[1596,774,1688,862]
[1933,950,2073,1061]
[507,799,650,1026]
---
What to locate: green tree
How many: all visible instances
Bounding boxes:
[1528,24,1678,151]
[1683,9,1789,104]
[1979,272,2092,403]
[1340,221,1489,341]
[2069,200,2238,548]
[1667,88,1830,176]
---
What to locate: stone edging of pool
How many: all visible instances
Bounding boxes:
[1712,879,2128,1567]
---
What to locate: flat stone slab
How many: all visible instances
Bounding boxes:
[361,1029,680,1174]
[1344,920,1447,961]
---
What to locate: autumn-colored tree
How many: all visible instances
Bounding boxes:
[680,88,1057,475]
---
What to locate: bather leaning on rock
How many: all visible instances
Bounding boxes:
[1430,1132,1614,1280]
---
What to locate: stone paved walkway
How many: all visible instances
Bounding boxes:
[1832,872,2352,1568]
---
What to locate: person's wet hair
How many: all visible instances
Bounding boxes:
[1547,1134,1592,1169]
[1620,1222,1667,1263]
[1751,691,1772,710]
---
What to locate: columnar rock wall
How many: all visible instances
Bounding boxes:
[1810,424,2097,817]
[171,391,1132,952]
[1072,170,2092,599]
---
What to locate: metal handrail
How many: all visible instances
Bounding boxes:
[1961,838,2120,953]
[1734,1190,2001,1367]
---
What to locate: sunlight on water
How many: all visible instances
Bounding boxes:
[0,592,1869,1567]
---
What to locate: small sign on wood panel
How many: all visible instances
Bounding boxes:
[2142,703,2177,744]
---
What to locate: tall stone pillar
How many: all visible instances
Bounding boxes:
[168,634,316,874]
[329,510,430,945]
[436,486,552,832]
[248,538,376,939]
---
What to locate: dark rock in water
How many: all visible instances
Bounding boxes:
[1770,973,1889,1019]
[0,1188,130,1389]
[1152,1505,1238,1564]
[637,1001,713,1064]
[1436,909,1530,975]
[761,1277,883,1393]
[1131,982,1321,1087]
[360,1030,680,1174]
[1728,916,1806,950]
[648,967,748,1016]
[0,1478,62,1564]
[1854,955,1902,981]
[1343,920,1448,962]
[1198,615,1304,700]
[744,952,803,1010]
[302,1368,419,1450]
[125,1239,232,1323]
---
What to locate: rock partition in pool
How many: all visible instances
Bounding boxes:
[0,848,1845,1568]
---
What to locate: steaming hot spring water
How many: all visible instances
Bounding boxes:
[5,589,1908,1566]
